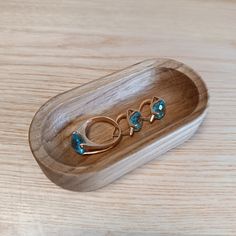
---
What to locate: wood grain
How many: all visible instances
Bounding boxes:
[29,58,208,191]
[0,0,236,235]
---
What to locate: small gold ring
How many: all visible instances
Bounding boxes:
[139,96,166,123]
[114,109,143,136]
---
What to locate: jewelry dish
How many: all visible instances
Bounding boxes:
[29,58,208,191]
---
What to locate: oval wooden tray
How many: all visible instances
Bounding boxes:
[29,58,208,191]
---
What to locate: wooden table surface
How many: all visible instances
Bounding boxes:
[0,1,235,235]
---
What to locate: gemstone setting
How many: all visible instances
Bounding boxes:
[129,111,142,131]
[71,131,85,155]
[152,99,166,120]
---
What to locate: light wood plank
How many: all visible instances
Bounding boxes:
[0,0,236,235]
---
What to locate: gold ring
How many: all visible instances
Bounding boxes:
[72,116,122,155]
[139,96,166,123]
[115,109,143,136]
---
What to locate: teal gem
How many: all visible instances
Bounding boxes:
[71,132,85,155]
[129,111,142,131]
[152,99,166,120]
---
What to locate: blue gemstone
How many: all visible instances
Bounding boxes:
[129,111,142,131]
[152,99,166,120]
[71,132,85,155]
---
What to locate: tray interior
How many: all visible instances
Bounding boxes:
[41,66,200,169]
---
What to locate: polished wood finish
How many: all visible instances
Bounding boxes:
[1,0,236,235]
[29,58,208,191]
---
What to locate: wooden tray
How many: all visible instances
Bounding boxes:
[29,58,208,191]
